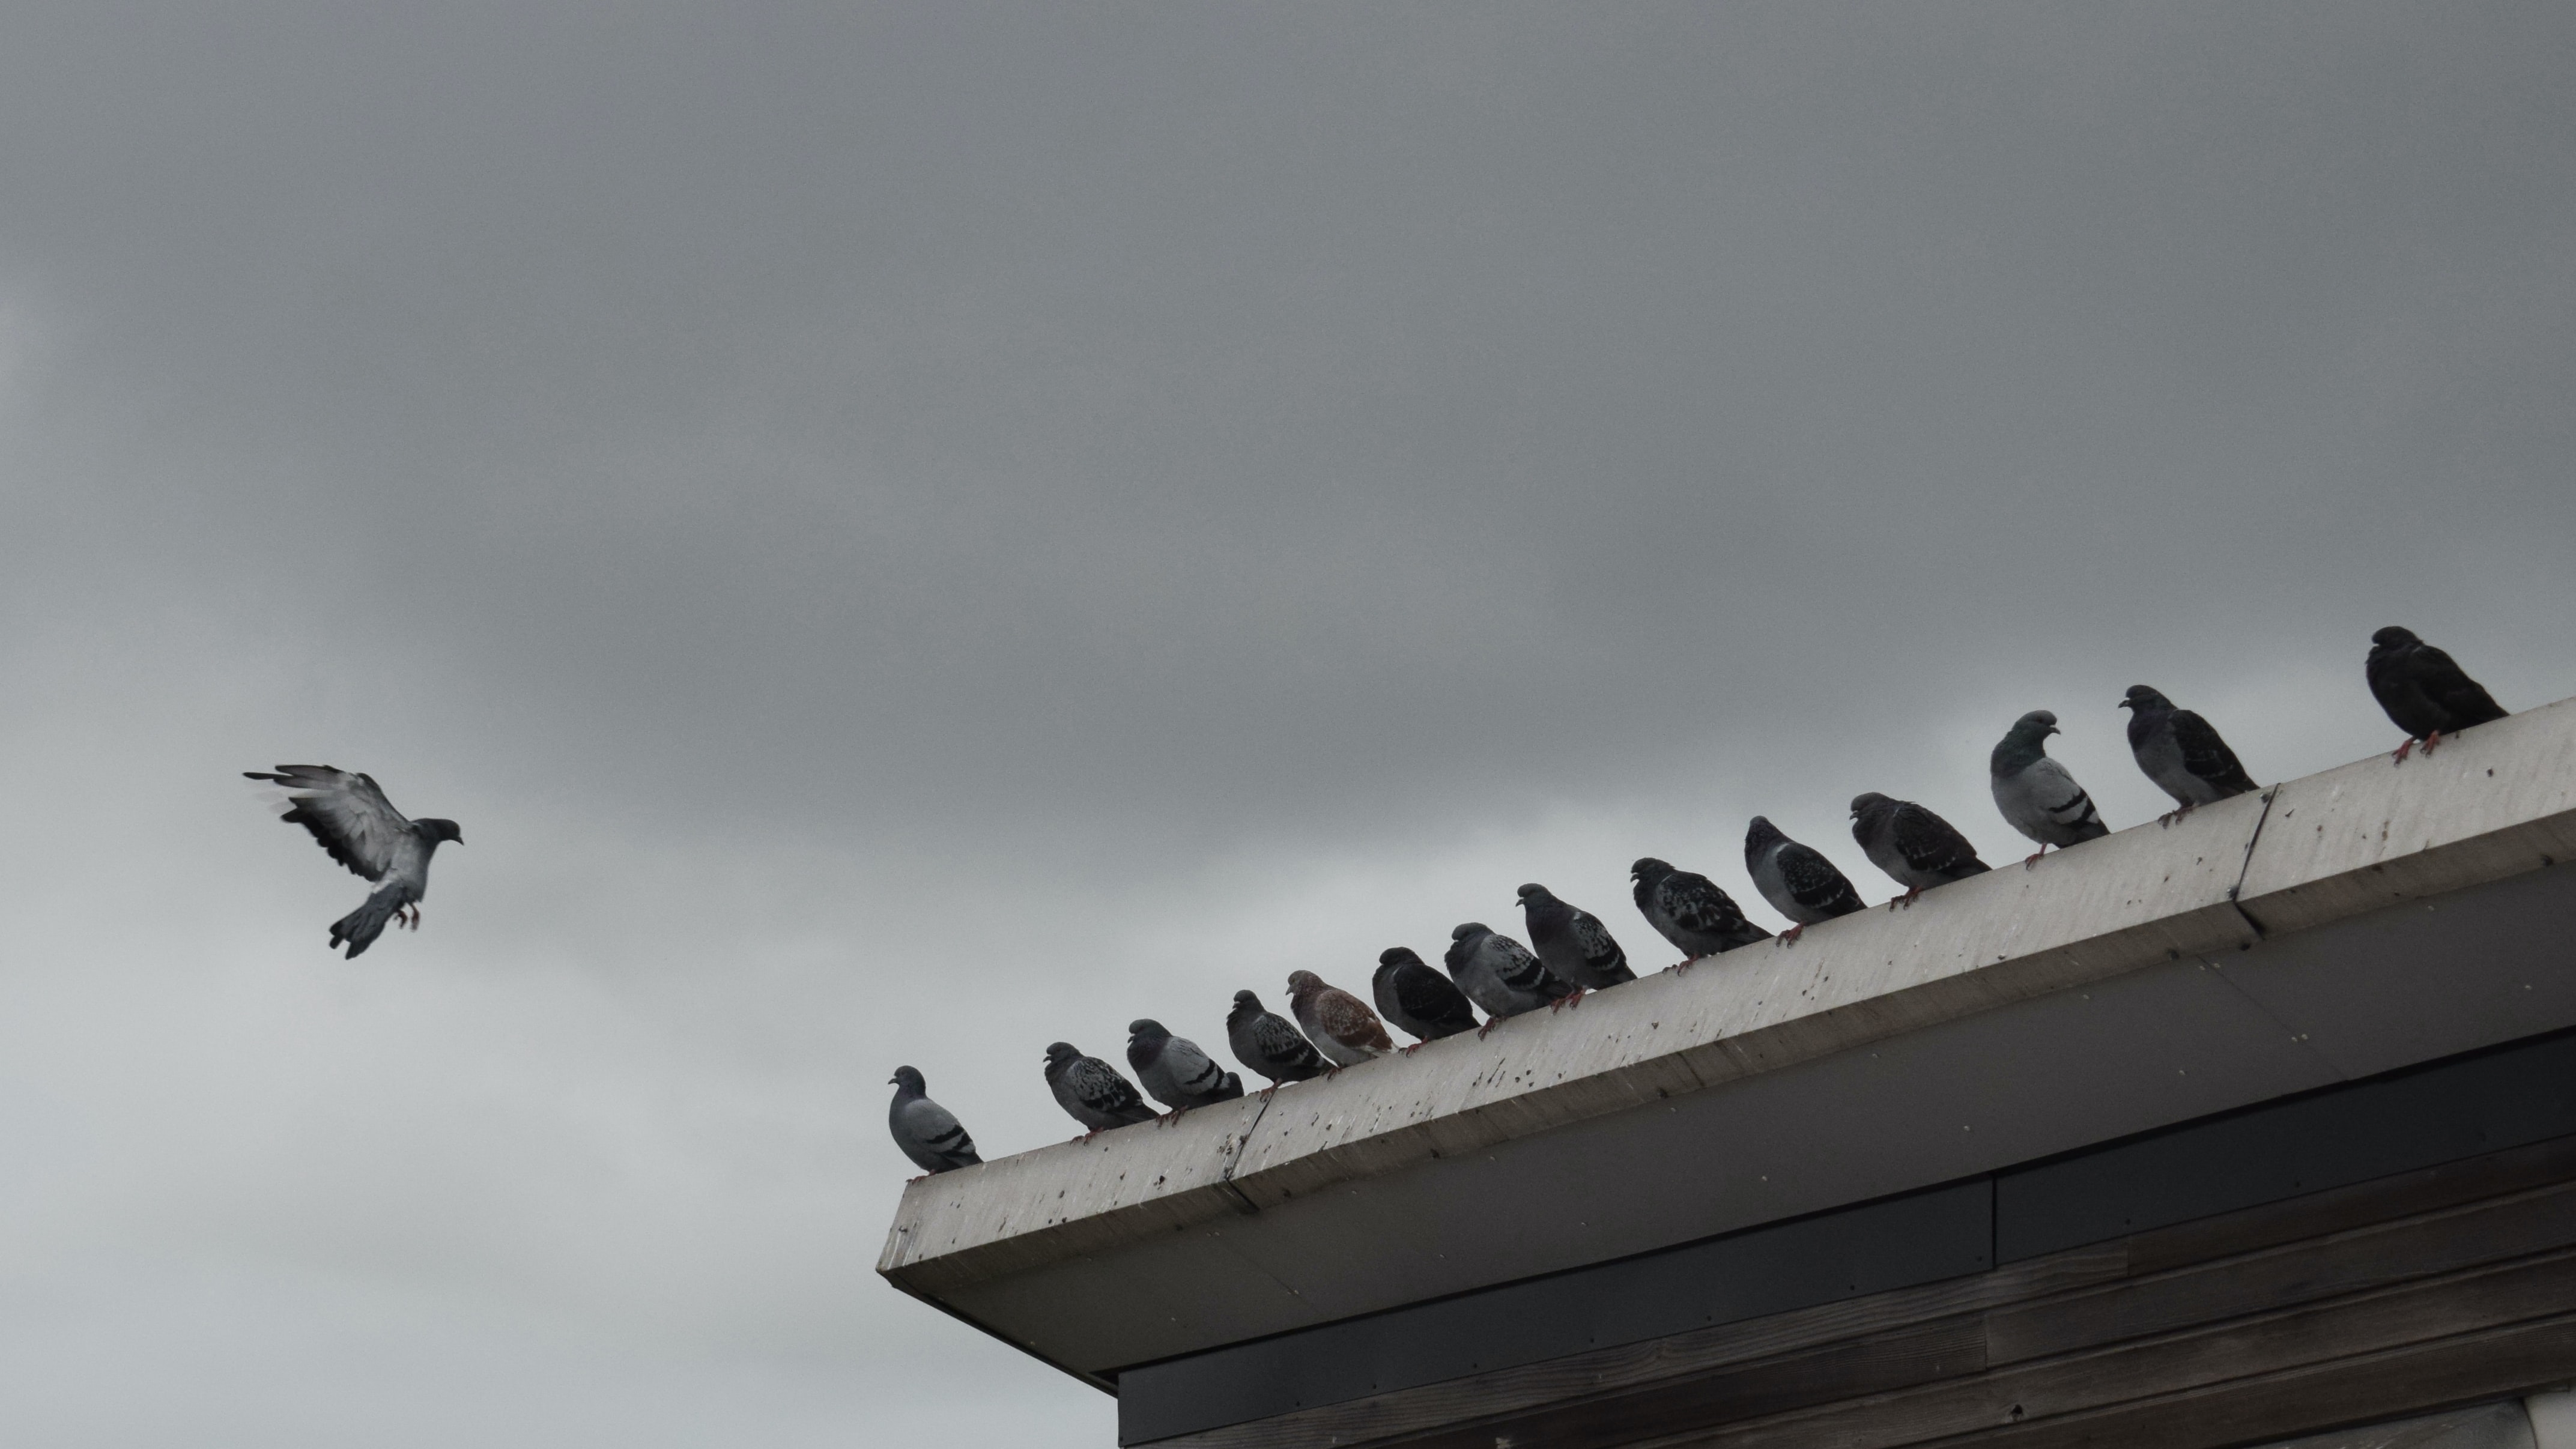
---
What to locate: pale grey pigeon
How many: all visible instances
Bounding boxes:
[245,766,463,958]
[1743,817,1864,944]
[1287,970,1395,1070]
[1990,711,2110,866]
[1628,858,1770,969]
[1125,1020,1243,1119]
[1372,948,1480,1050]
[2120,686,2259,822]
[2367,627,2508,762]
[1042,1042,1157,1142]
[1850,793,1990,906]
[1441,922,1576,1034]
[1516,883,1635,998]
[887,1065,981,1178]
[1225,990,1326,1094]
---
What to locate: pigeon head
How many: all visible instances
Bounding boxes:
[2371,626,2421,651]
[1229,989,1262,1014]
[2013,710,2061,736]
[1849,793,1893,820]
[889,1065,926,1092]
[1043,1042,1080,1071]
[418,818,464,844]
[1377,946,1422,968]
[1127,1019,1169,1042]
[1745,817,1786,850]
[1449,922,1488,942]
[1514,883,1556,906]
[2120,685,2172,712]
[1628,858,1671,883]
[1285,969,1326,1000]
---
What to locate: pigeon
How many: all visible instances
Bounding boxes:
[2368,626,2508,762]
[2120,686,2260,822]
[1286,970,1395,1071]
[1372,947,1480,1050]
[1743,817,1864,944]
[244,766,464,958]
[1126,1020,1243,1121]
[1225,990,1326,1095]
[1516,883,1635,1000]
[1628,858,1771,970]
[1042,1042,1158,1142]
[1849,793,1990,907]
[886,1065,981,1178]
[1443,922,1577,1033]
[1989,711,2111,867]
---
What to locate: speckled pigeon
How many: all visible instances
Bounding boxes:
[1225,990,1326,1095]
[1286,970,1395,1070]
[1743,817,1864,944]
[1442,922,1577,1033]
[244,765,463,958]
[1372,948,1480,1050]
[1516,883,1635,999]
[1849,793,1990,907]
[1126,1020,1243,1120]
[1990,711,2110,866]
[2368,627,2508,761]
[2120,686,2259,822]
[1041,1042,1157,1142]
[1628,858,1771,970]
[886,1065,981,1178]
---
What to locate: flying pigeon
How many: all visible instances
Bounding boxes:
[1743,817,1864,944]
[1286,970,1395,1071]
[1849,793,1990,907]
[1225,990,1326,1095]
[1516,883,1635,1000]
[1372,947,1480,1050]
[1628,858,1771,970]
[1126,1020,1243,1121]
[886,1065,981,1178]
[244,765,464,958]
[1443,922,1577,1033]
[2368,626,2508,762]
[1042,1042,1158,1142]
[2120,686,2260,822]
[1990,711,2111,866]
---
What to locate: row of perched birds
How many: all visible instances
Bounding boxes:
[220,626,2510,1182]
[886,626,2518,1176]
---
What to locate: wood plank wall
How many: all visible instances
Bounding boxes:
[1156,1134,2576,1449]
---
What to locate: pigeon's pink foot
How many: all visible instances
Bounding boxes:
[1323,1063,1344,1080]
[1896,886,1923,910]
[1400,1041,1426,1056]
[1551,988,1585,1012]
[1476,1020,1500,1039]
[908,1173,927,1184]
[1779,924,1805,946]
[1258,1084,1280,1101]
[2023,849,2046,870]
[2422,729,2446,756]
[2392,737,2416,764]
[1662,958,1694,975]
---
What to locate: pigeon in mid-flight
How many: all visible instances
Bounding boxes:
[1989,712,2110,867]
[1628,858,1771,970]
[1516,883,1635,1000]
[1850,793,1990,907]
[2120,686,2259,822]
[1286,970,1395,1071]
[1743,817,1864,944]
[1126,1020,1243,1121]
[1372,947,1480,1050]
[244,766,464,958]
[1225,990,1326,1095]
[886,1066,981,1178]
[2368,627,2508,762]
[1443,922,1577,1033]
[1042,1042,1158,1142]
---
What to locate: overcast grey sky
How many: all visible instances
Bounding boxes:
[2,4,2573,1444]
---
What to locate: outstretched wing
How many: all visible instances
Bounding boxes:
[246,766,413,881]
[2171,710,2258,794]
[1892,803,1986,877]
[1778,842,1864,916]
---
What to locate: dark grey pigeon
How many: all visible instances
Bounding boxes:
[245,765,464,958]
[1126,1019,1243,1120]
[1742,817,1864,944]
[2120,686,2260,822]
[1041,1042,1157,1142]
[1849,793,1990,907]
[2367,627,2509,761]
[1627,858,1771,970]
[1989,711,2110,867]
[1372,947,1480,1050]
[1515,883,1635,997]
[886,1065,981,1178]
[1443,922,1578,1033]
[1225,990,1325,1095]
